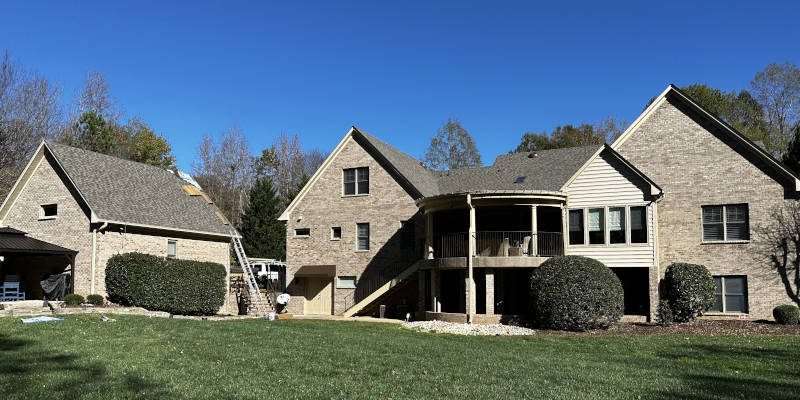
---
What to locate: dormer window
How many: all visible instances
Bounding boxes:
[40,204,58,220]
[343,167,369,196]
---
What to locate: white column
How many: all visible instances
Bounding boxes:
[425,211,434,260]
[531,205,538,256]
[485,268,494,315]
[561,204,568,255]
[430,268,441,313]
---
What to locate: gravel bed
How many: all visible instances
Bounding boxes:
[403,320,535,336]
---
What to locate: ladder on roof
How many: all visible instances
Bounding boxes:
[230,230,272,318]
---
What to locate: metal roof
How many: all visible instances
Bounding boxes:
[0,227,77,255]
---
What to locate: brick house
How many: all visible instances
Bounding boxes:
[0,141,233,312]
[281,85,800,322]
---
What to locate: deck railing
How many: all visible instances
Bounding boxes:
[433,231,563,258]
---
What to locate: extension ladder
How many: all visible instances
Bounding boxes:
[230,230,272,318]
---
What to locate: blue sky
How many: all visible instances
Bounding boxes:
[2,1,799,170]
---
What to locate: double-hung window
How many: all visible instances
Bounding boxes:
[588,208,605,245]
[568,210,584,245]
[609,207,626,244]
[712,276,748,313]
[356,223,370,251]
[343,167,369,196]
[702,204,749,242]
[629,206,647,243]
[569,205,648,245]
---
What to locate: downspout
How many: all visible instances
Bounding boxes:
[90,222,109,294]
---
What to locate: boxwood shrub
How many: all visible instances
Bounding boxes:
[773,305,800,325]
[530,255,624,331]
[105,252,226,315]
[661,263,715,322]
[656,300,673,327]
[86,294,105,306]
[64,293,84,305]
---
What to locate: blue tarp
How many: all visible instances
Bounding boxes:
[20,316,63,324]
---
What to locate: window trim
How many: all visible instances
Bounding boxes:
[337,276,357,289]
[568,204,650,247]
[342,167,370,197]
[709,275,749,314]
[701,204,750,244]
[330,226,342,241]
[167,239,177,259]
[294,228,310,238]
[355,222,370,252]
[39,203,58,220]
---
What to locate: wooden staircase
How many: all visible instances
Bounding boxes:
[230,275,277,316]
[342,260,421,317]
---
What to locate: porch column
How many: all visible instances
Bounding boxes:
[485,268,495,315]
[530,205,538,256]
[467,194,476,321]
[417,269,426,313]
[430,268,441,312]
[425,211,434,259]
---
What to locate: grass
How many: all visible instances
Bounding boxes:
[0,315,799,399]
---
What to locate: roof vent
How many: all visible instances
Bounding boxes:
[514,176,526,184]
[528,152,538,158]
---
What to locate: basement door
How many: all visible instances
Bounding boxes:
[304,277,333,315]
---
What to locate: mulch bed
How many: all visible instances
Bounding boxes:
[535,319,800,335]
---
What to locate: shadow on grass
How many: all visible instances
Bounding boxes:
[0,332,176,399]
[649,343,800,400]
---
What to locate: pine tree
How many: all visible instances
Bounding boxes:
[782,124,800,175]
[240,176,285,260]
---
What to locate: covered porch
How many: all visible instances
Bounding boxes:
[0,227,76,302]
[417,192,567,322]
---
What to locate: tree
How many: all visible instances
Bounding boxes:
[192,124,255,227]
[0,51,64,197]
[68,110,116,154]
[513,117,623,153]
[751,62,800,155]
[74,71,122,124]
[782,125,800,175]
[424,118,482,170]
[255,132,326,204]
[125,118,176,169]
[240,176,285,260]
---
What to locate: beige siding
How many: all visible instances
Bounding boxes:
[565,151,656,268]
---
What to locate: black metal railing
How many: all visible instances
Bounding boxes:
[433,231,564,258]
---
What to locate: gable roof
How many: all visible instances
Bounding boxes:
[0,227,78,255]
[612,84,800,192]
[0,141,232,238]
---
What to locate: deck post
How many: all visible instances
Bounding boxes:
[485,268,494,315]
[531,205,538,256]
[430,268,441,313]
[561,204,569,255]
[425,211,434,259]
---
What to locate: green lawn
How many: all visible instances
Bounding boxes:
[0,315,798,399]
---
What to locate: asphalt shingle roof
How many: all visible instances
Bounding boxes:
[45,142,231,236]
[353,129,601,198]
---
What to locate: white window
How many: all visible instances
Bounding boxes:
[337,276,357,289]
[356,223,370,251]
[40,204,58,219]
[294,228,310,237]
[702,204,749,242]
[609,207,626,244]
[331,227,342,240]
[588,208,605,245]
[343,167,369,196]
[712,276,747,313]
[167,240,177,259]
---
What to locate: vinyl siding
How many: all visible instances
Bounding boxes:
[565,151,656,268]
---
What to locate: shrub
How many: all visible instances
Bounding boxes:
[661,263,715,323]
[86,294,105,306]
[530,255,624,331]
[64,294,84,305]
[773,305,800,325]
[656,300,673,327]
[105,252,226,315]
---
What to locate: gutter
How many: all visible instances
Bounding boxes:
[90,222,109,294]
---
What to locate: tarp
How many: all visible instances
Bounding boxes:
[40,273,69,301]
[21,316,63,324]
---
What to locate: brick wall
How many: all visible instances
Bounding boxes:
[285,135,421,315]
[2,154,94,294]
[617,97,795,319]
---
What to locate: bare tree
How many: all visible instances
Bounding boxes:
[756,201,800,307]
[0,51,64,197]
[424,118,482,170]
[594,115,629,143]
[192,125,256,227]
[257,132,327,204]
[74,71,123,123]
[751,62,800,155]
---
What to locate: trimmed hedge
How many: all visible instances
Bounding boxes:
[662,263,715,323]
[773,305,800,325]
[105,252,226,315]
[530,255,624,331]
[656,300,673,327]
[86,294,105,306]
[64,294,84,305]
